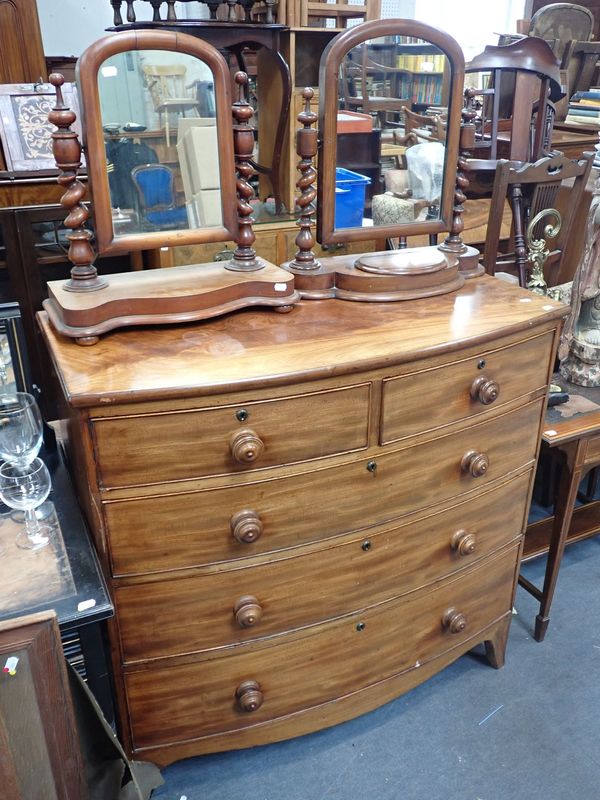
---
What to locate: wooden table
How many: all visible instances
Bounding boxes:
[0,444,114,721]
[520,381,600,641]
[552,123,599,160]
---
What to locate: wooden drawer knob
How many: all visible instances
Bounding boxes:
[230,428,264,464]
[234,595,263,628]
[442,607,467,634]
[460,450,489,478]
[235,679,264,712]
[230,509,263,544]
[450,529,477,556]
[470,375,500,405]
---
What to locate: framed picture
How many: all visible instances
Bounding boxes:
[0,82,83,172]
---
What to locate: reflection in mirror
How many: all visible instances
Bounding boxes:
[336,36,449,233]
[97,49,222,237]
[0,305,29,396]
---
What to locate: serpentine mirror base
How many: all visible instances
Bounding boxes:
[283,246,464,301]
[41,261,299,345]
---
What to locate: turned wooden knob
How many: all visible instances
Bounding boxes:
[230,428,264,464]
[235,679,264,712]
[460,450,489,478]
[470,375,500,405]
[230,509,263,544]
[450,529,477,556]
[234,595,263,628]
[442,607,467,634]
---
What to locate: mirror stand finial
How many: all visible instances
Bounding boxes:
[228,72,263,273]
[289,88,321,272]
[111,0,123,25]
[48,73,108,294]
[439,88,483,278]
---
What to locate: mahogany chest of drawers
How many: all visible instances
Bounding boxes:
[39,276,565,766]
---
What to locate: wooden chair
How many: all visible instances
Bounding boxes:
[561,39,600,95]
[341,46,411,128]
[528,2,594,62]
[466,37,564,166]
[142,63,200,146]
[300,0,380,28]
[400,106,446,143]
[482,150,594,289]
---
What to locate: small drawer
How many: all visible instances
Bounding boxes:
[92,383,370,488]
[381,331,554,444]
[584,433,600,466]
[124,544,518,750]
[115,471,530,663]
[106,399,542,576]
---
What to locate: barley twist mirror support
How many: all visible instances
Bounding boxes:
[284,19,479,302]
[48,74,107,295]
[42,30,298,346]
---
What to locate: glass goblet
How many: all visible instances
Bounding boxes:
[0,392,43,467]
[0,458,53,551]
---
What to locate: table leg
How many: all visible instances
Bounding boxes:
[532,439,587,641]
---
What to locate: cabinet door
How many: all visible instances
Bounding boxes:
[0,0,46,84]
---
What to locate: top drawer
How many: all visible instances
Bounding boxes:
[381,331,554,444]
[91,383,370,488]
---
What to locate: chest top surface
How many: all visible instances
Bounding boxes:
[39,276,566,407]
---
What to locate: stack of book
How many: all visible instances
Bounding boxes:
[565,89,600,125]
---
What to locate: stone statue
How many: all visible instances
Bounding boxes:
[559,173,600,386]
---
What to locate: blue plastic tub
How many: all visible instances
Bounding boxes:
[334,167,371,228]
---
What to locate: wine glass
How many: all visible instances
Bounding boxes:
[0,458,53,550]
[0,393,43,467]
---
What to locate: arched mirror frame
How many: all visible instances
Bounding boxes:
[77,30,238,256]
[316,19,465,246]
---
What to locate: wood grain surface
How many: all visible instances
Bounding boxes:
[38,276,566,406]
[114,472,530,662]
[124,544,518,751]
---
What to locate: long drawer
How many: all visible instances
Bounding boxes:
[115,471,530,663]
[381,330,553,444]
[106,399,543,575]
[124,543,518,750]
[91,383,371,488]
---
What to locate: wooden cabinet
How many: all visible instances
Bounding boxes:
[0,0,46,84]
[39,276,565,766]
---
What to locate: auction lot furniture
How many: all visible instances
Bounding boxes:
[40,277,564,766]
[521,381,600,641]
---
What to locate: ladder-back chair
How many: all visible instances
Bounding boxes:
[482,150,594,289]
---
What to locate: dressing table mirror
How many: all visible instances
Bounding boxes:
[42,30,297,345]
[85,32,238,255]
[285,20,481,301]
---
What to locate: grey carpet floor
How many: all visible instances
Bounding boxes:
[152,536,600,800]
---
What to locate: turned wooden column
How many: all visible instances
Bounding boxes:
[289,88,320,271]
[48,73,107,293]
[227,72,263,272]
[439,88,483,277]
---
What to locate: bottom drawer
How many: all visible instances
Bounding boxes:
[125,543,519,750]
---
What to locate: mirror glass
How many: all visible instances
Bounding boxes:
[335,36,450,233]
[97,49,222,238]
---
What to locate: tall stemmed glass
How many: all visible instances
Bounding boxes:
[0,393,43,467]
[0,458,52,550]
